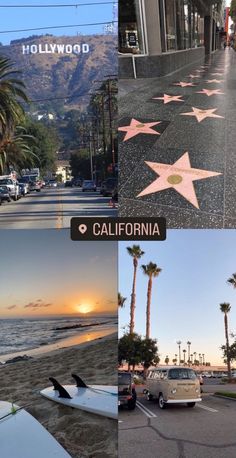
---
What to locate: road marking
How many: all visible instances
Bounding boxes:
[56,188,64,229]
[197,404,218,413]
[136,401,157,418]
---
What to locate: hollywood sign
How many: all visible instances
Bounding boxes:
[22,43,90,55]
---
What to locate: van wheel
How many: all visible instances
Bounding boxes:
[147,393,153,401]
[187,402,195,408]
[13,195,17,201]
[158,394,166,409]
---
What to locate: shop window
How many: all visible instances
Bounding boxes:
[119,0,145,54]
[165,0,176,51]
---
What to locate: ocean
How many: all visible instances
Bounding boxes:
[0,316,117,356]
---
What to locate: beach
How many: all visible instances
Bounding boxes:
[0,333,118,458]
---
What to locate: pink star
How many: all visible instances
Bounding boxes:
[196,88,225,97]
[181,107,224,123]
[152,94,184,104]
[195,70,205,73]
[173,82,196,87]
[137,152,221,209]
[206,79,224,84]
[188,74,201,78]
[118,118,162,141]
[211,73,224,76]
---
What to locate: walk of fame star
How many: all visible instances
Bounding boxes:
[188,74,200,78]
[173,82,196,87]
[137,152,221,209]
[196,89,225,97]
[181,107,224,122]
[206,79,224,83]
[211,73,224,76]
[152,94,184,104]
[118,118,162,141]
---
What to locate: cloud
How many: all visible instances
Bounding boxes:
[7,305,17,310]
[24,301,52,309]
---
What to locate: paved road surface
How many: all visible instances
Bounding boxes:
[0,187,116,229]
[119,391,236,458]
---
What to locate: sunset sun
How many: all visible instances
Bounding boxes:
[76,304,93,314]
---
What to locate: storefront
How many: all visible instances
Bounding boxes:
[119,0,224,78]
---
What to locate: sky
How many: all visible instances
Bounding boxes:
[119,231,236,366]
[0,230,117,318]
[0,0,116,45]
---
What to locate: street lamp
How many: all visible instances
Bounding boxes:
[177,341,182,365]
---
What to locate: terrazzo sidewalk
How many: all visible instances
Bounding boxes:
[119,49,236,228]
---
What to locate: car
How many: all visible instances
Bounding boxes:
[0,178,20,201]
[18,178,30,194]
[65,180,73,187]
[197,374,203,385]
[0,186,11,202]
[18,182,28,197]
[29,180,41,192]
[118,371,137,410]
[72,178,82,187]
[146,366,201,409]
[48,180,57,188]
[82,180,96,192]
[101,178,117,197]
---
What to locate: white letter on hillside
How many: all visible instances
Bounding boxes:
[22,45,30,54]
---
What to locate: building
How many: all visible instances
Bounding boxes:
[55,160,72,183]
[119,0,225,78]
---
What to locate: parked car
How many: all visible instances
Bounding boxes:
[0,178,20,201]
[29,180,41,192]
[18,178,30,194]
[0,186,11,202]
[101,178,117,197]
[18,182,28,197]
[48,180,57,188]
[118,372,137,410]
[72,178,82,187]
[82,180,96,192]
[65,180,73,187]
[145,366,201,409]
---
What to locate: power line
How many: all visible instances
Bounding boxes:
[0,2,117,7]
[0,21,117,34]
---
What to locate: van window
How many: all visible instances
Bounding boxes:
[168,368,197,380]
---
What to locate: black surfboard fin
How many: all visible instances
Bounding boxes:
[71,373,88,388]
[49,377,72,399]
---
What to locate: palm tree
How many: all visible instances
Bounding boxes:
[227,273,236,289]
[187,341,191,366]
[126,245,145,334]
[183,349,187,365]
[0,56,28,138]
[193,352,197,365]
[177,341,182,365]
[0,126,37,174]
[199,354,202,365]
[141,262,162,339]
[165,355,169,365]
[190,354,193,364]
[118,293,126,308]
[220,302,232,379]
[202,353,205,365]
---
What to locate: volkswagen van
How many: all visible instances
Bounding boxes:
[146,366,201,409]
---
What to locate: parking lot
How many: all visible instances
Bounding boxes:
[119,383,236,458]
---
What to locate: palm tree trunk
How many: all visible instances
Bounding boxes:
[146,276,152,339]
[224,313,231,379]
[130,259,137,334]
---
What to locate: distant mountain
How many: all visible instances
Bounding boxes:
[0,34,117,113]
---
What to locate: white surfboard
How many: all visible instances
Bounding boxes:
[0,401,71,458]
[40,376,118,420]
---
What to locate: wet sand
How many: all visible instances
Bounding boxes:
[0,333,118,458]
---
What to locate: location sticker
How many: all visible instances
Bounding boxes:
[71,218,166,241]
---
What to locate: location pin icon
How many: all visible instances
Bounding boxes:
[78,224,87,234]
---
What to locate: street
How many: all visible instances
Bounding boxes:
[0,186,116,229]
[119,383,236,458]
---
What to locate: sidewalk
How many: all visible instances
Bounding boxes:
[119,49,236,228]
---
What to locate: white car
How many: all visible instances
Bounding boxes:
[0,178,20,201]
[82,180,96,192]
